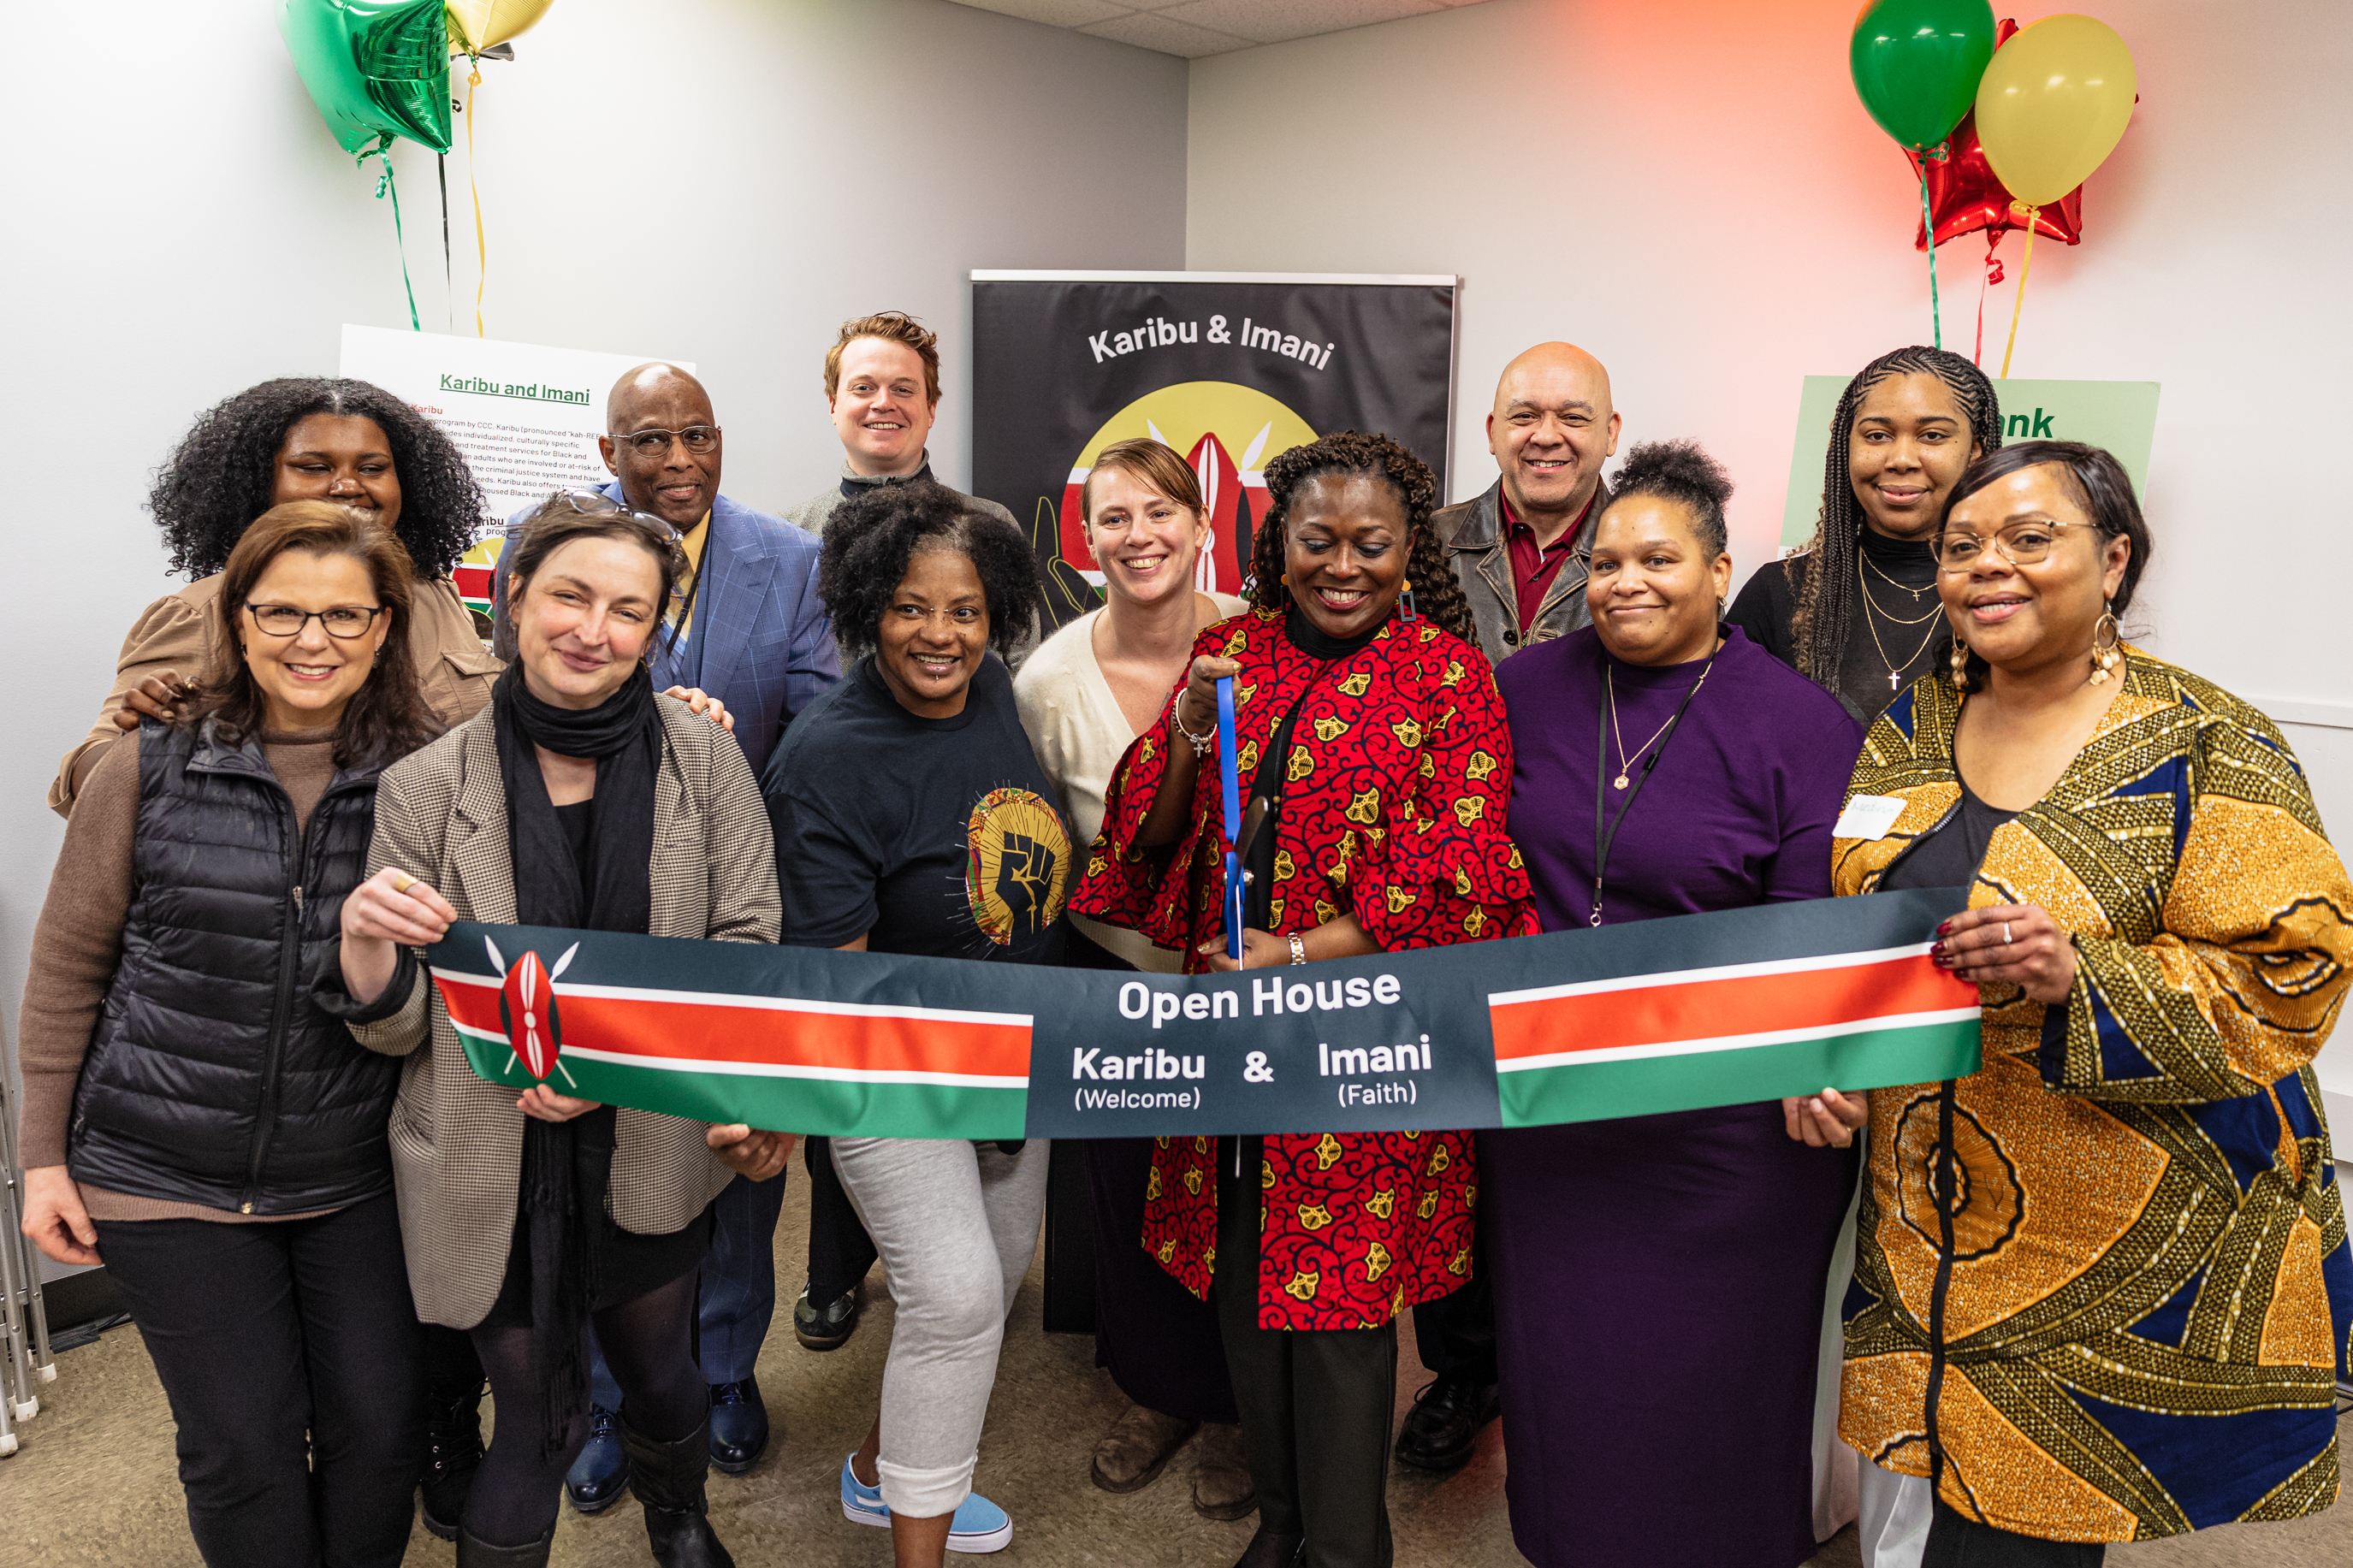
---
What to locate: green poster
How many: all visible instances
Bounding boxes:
[1778,378,2161,548]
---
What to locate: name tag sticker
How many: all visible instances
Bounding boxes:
[1834,795,1906,841]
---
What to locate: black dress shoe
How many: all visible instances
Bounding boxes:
[792,1282,862,1351]
[1233,1527,1305,1567]
[1393,1373,1500,1471]
[708,1377,769,1474]
[565,1405,632,1513]
[419,1387,484,1541]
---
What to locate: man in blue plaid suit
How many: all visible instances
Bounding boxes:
[489,361,839,1502]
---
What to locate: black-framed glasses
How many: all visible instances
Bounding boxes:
[554,488,669,531]
[243,603,386,639]
[615,424,721,457]
[1933,518,2102,572]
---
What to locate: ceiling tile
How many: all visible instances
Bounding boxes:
[1154,0,1442,47]
[1077,10,1255,57]
[952,0,1136,27]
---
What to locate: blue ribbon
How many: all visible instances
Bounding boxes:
[1218,676,1243,962]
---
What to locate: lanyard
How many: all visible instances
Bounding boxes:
[1216,675,1243,963]
[1591,658,1712,926]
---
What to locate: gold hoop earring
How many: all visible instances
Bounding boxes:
[2088,606,2122,685]
[1949,638,1971,688]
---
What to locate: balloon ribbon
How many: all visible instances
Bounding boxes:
[1919,163,1942,352]
[1218,676,1243,964]
[359,135,420,333]
[1999,205,2037,380]
[465,61,489,336]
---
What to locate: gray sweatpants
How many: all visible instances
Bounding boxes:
[831,1136,1050,1517]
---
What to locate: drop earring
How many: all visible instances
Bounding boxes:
[2088,603,2122,685]
[1949,637,1971,688]
[1398,578,1419,622]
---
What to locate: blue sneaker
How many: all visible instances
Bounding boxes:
[565,1405,631,1513]
[839,1454,1014,1553]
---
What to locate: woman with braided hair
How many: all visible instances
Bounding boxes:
[1075,430,1531,1568]
[1728,346,2001,719]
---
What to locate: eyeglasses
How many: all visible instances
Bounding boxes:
[553,488,669,531]
[1933,519,2104,572]
[614,425,720,457]
[243,603,386,639]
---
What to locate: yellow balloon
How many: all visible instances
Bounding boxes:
[1973,15,2137,208]
[447,0,554,54]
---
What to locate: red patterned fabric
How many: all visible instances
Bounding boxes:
[1073,606,1535,1329]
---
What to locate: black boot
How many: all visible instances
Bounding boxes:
[622,1414,736,1568]
[1233,1527,1305,1567]
[419,1386,486,1541]
[456,1524,554,1567]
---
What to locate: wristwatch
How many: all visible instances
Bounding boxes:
[1288,933,1307,965]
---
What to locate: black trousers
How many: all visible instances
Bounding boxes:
[803,1134,880,1304]
[1215,1137,1396,1568]
[96,1192,424,1568]
[1924,1499,2107,1566]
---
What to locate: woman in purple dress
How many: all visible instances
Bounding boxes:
[1485,441,1867,1567]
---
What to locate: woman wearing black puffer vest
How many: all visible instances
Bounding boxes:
[17,501,446,1568]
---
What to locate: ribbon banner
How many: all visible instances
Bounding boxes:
[427,890,1981,1139]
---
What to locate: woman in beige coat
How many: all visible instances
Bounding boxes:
[335,494,789,1568]
[54,378,504,816]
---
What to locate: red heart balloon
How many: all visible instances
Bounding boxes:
[1906,21,2083,253]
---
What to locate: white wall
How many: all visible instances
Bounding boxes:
[0,0,1186,1191]
[1187,0,2353,1104]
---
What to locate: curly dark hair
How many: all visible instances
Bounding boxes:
[1244,431,1473,645]
[147,378,485,581]
[1603,440,1735,558]
[819,480,1041,660]
[1789,345,2001,688]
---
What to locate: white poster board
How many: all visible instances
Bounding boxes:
[338,326,690,630]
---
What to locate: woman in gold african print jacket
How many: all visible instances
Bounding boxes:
[1830,442,2353,1559]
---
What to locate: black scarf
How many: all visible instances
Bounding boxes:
[490,661,663,1457]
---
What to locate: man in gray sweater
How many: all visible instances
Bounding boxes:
[784,311,1017,539]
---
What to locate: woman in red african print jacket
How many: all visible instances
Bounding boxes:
[1074,432,1532,1568]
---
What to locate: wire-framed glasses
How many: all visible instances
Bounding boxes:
[243,604,386,639]
[1933,519,2103,572]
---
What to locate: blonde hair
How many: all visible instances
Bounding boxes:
[823,311,940,405]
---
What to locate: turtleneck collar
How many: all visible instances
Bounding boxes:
[1858,526,1938,566]
[1283,602,1390,660]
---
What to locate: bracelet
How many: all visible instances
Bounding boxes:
[1172,701,1216,756]
[1288,932,1307,966]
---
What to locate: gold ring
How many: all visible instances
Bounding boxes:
[389,870,418,895]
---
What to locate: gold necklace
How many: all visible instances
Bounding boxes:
[1608,656,1715,789]
[1856,552,1941,625]
[1857,553,1942,692]
[1862,545,1934,603]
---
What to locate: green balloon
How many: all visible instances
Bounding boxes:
[279,0,453,156]
[1850,0,1996,151]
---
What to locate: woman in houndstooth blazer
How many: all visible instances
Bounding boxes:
[335,495,787,1568]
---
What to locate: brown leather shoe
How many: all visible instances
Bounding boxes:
[1089,1403,1200,1493]
[1191,1421,1257,1522]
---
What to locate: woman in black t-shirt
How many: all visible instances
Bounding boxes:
[761,482,1068,1564]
